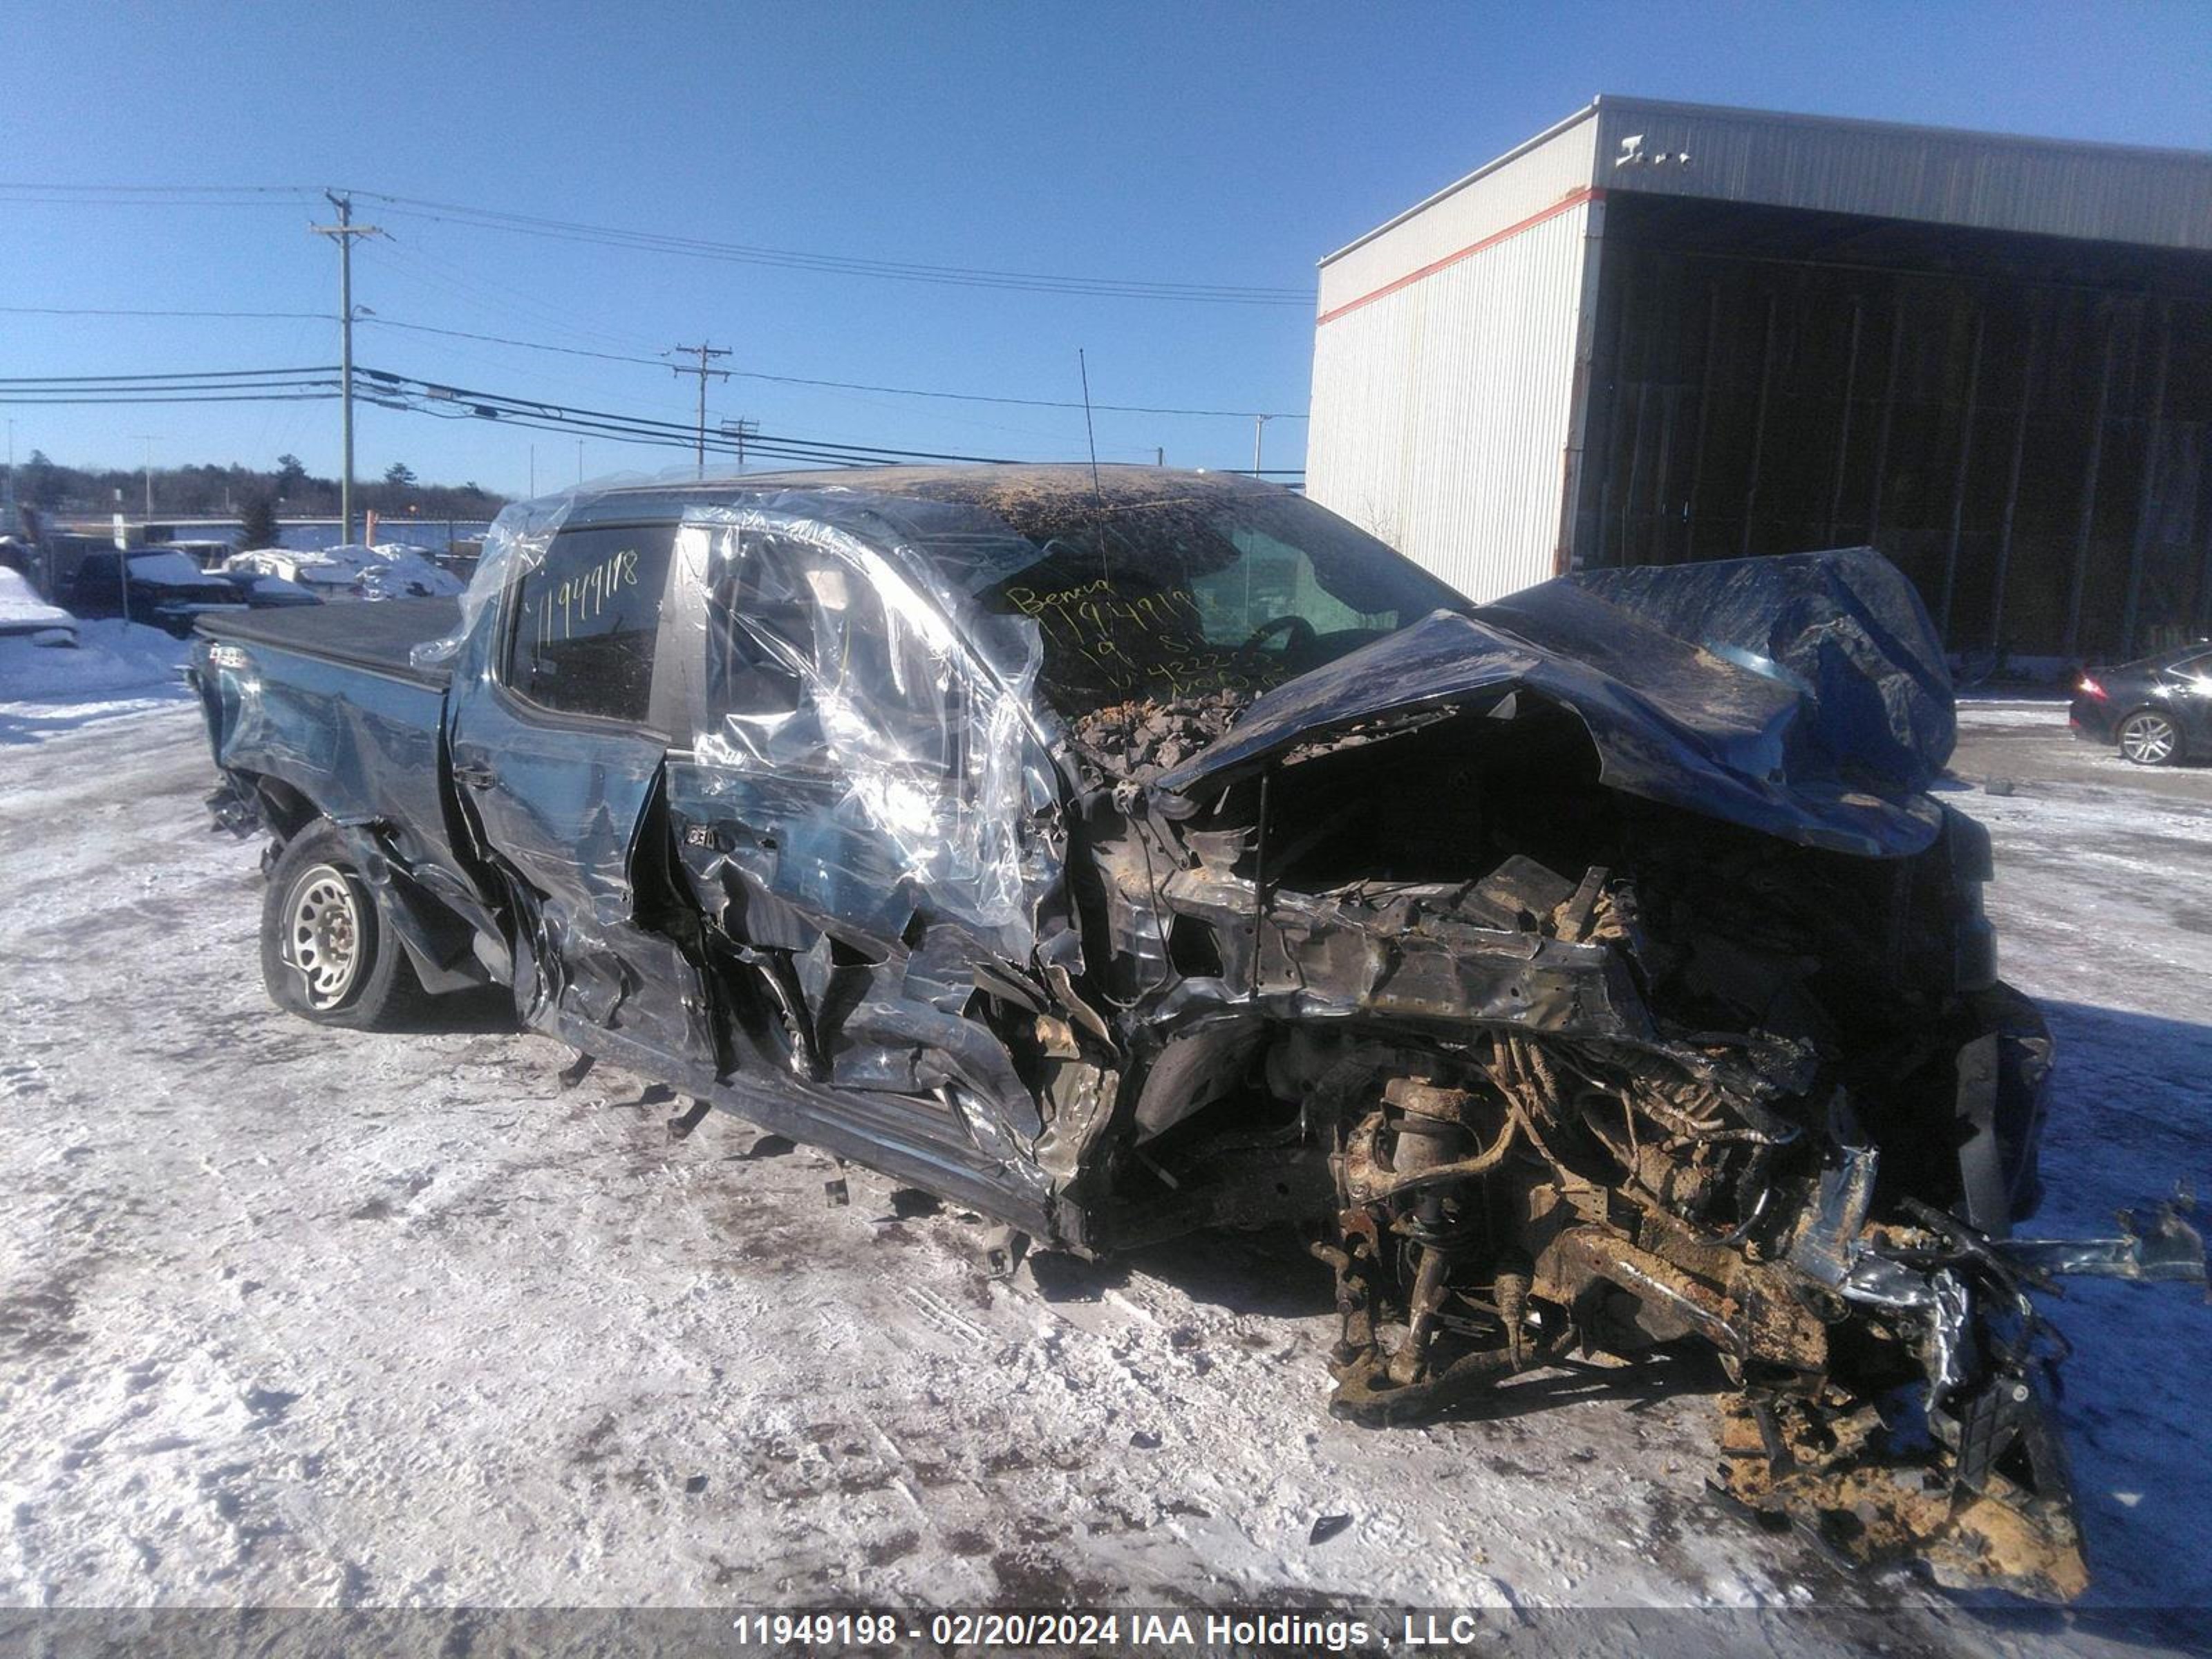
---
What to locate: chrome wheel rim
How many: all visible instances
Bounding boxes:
[2120,714,2176,765]
[284,863,364,1009]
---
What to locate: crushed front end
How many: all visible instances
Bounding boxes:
[1052,554,2205,1602]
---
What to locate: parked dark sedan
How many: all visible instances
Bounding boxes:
[2070,642,2212,765]
[68,550,246,637]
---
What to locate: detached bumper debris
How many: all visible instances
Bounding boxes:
[1997,1189,2206,1287]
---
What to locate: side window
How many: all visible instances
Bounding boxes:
[1185,525,1391,642]
[506,524,675,724]
[707,532,815,719]
[704,529,968,777]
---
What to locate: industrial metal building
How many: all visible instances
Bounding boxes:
[1306,97,2212,666]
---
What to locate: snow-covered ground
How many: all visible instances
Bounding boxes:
[1,696,2206,1654]
[0,621,191,744]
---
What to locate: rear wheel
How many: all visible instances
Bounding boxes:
[2117,709,2180,767]
[261,822,423,1028]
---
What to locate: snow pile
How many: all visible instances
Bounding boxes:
[0,617,191,738]
[225,547,362,594]
[0,568,75,641]
[355,543,465,601]
[124,550,217,588]
[225,543,462,601]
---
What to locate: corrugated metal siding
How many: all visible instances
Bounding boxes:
[1309,202,1595,600]
[1318,116,1600,317]
[1594,100,2212,253]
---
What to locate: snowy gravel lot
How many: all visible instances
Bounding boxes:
[1,666,2208,1652]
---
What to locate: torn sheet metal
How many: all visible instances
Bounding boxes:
[1574,548,1955,794]
[1161,550,1951,858]
[1997,1190,2208,1289]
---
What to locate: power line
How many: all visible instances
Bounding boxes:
[0,192,316,211]
[0,366,339,384]
[353,317,1304,419]
[303,185,1315,304]
[0,182,314,198]
[0,305,332,321]
[6,301,1306,421]
[363,366,1023,465]
[0,391,338,405]
[357,198,1310,302]
[359,319,662,366]
[358,237,669,355]
[0,360,1306,474]
[2,180,1309,305]
[742,365,1306,422]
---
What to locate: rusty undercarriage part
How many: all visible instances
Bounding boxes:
[1303,1018,2170,1598]
[1074,677,2208,1602]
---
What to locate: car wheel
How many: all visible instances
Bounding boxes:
[260,821,423,1028]
[2116,709,2181,767]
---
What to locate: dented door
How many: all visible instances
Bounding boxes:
[660,509,1059,1150]
[447,518,714,1065]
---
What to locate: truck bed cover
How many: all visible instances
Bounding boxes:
[197,599,460,688]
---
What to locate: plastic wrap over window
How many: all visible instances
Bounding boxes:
[410,488,594,671]
[680,497,1051,939]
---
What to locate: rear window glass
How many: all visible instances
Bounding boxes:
[506,524,674,723]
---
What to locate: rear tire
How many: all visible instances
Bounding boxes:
[2117,709,2181,767]
[261,821,423,1029]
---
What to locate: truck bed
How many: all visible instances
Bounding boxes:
[197,598,462,688]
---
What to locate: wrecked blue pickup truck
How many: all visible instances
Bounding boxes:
[187,466,2202,1597]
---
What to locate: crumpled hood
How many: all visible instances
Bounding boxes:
[1157,547,1954,859]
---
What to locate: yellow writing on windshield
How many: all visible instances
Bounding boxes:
[1004,577,1249,699]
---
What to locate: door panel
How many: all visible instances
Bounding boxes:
[447,519,714,1067]
[664,513,1060,1145]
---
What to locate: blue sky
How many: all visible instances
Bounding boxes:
[6,1,2209,498]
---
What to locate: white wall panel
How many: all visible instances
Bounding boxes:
[1309,203,1595,601]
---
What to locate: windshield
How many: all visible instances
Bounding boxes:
[953,488,1463,717]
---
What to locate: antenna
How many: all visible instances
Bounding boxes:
[1077,349,1108,585]
[1078,349,1103,498]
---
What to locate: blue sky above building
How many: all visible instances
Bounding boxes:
[6,0,2209,496]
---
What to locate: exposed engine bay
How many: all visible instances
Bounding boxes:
[1060,682,2206,1601]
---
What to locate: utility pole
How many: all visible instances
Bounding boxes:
[720,418,759,468]
[528,444,536,498]
[1251,414,1272,477]
[1154,446,1165,467]
[312,191,382,544]
[3,419,15,516]
[577,439,585,486]
[671,342,731,477]
[133,434,159,517]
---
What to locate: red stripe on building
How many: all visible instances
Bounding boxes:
[1315,187,1605,326]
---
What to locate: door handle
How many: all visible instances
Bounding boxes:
[452,758,499,789]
